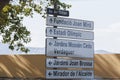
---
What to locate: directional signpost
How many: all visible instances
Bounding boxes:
[46,70,94,79]
[46,3,94,79]
[46,58,94,68]
[47,8,69,17]
[46,38,94,58]
[46,16,94,30]
[46,27,94,40]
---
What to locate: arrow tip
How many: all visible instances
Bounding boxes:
[49,29,53,34]
[48,72,52,76]
[49,42,52,46]
[49,61,52,65]
[50,18,53,23]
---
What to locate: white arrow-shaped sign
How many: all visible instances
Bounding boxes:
[46,38,94,58]
[46,27,94,40]
[46,58,94,68]
[46,70,94,79]
[46,16,94,30]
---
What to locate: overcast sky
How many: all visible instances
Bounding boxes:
[22,0,120,53]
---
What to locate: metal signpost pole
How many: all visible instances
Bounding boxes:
[53,1,57,54]
[53,1,58,80]
[53,0,58,73]
[53,1,57,29]
[46,0,94,79]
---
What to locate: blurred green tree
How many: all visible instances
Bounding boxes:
[0,0,71,53]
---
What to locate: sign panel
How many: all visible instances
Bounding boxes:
[46,58,94,68]
[46,16,94,30]
[47,8,69,17]
[46,27,94,40]
[46,70,94,79]
[46,38,94,58]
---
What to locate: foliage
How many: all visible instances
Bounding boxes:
[0,0,71,53]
